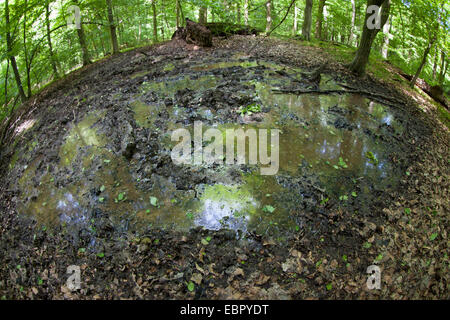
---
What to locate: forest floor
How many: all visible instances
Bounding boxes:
[0,35,448,299]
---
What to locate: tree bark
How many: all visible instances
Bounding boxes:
[244,0,249,26]
[302,0,313,41]
[4,60,10,107]
[176,0,180,28]
[348,0,390,75]
[198,6,207,24]
[106,0,119,54]
[77,27,91,66]
[24,0,32,98]
[152,0,158,43]
[348,0,356,45]
[265,0,272,34]
[46,0,59,79]
[315,0,326,40]
[293,5,298,36]
[432,50,438,80]
[5,0,27,102]
[381,16,391,59]
[236,3,241,24]
[410,37,436,88]
[73,0,91,66]
[438,51,447,85]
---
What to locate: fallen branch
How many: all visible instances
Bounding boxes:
[272,88,405,106]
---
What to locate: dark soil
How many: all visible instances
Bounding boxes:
[0,36,448,299]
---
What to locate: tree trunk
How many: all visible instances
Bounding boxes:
[348,0,356,45]
[439,51,447,85]
[265,0,272,34]
[432,50,438,80]
[244,0,249,26]
[293,5,298,36]
[236,3,241,24]
[5,0,27,102]
[410,37,435,88]
[77,26,91,66]
[5,60,10,107]
[23,0,32,98]
[152,0,158,43]
[73,0,91,66]
[106,0,119,54]
[46,0,59,79]
[302,0,313,41]
[348,0,390,75]
[442,60,449,86]
[381,16,391,59]
[176,0,180,28]
[315,0,326,40]
[198,7,207,24]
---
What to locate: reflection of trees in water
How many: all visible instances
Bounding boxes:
[282,94,391,177]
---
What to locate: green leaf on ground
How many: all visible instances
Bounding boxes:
[263,205,276,213]
[150,197,158,206]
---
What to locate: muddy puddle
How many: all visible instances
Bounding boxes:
[12,56,406,241]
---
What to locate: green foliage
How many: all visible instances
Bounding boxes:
[237,103,262,116]
[0,0,448,124]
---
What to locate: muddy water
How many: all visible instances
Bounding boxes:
[15,58,404,238]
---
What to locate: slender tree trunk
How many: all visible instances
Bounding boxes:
[293,5,298,36]
[349,0,356,45]
[176,0,180,28]
[5,0,27,102]
[198,6,207,24]
[73,0,91,66]
[315,0,326,40]
[4,60,10,107]
[302,0,313,41]
[442,60,449,86]
[106,0,119,54]
[236,3,241,24]
[46,0,59,79]
[348,0,390,75]
[265,0,272,34]
[152,0,158,43]
[410,37,435,88]
[381,16,391,59]
[244,0,249,26]
[23,0,32,98]
[432,50,438,80]
[77,26,91,66]
[438,51,447,85]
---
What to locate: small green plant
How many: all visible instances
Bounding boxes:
[263,205,276,213]
[365,151,379,165]
[338,157,348,168]
[237,103,261,116]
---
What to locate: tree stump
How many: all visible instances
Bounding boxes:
[172,18,212,47]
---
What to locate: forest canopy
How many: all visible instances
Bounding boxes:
[1,0,449,122]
